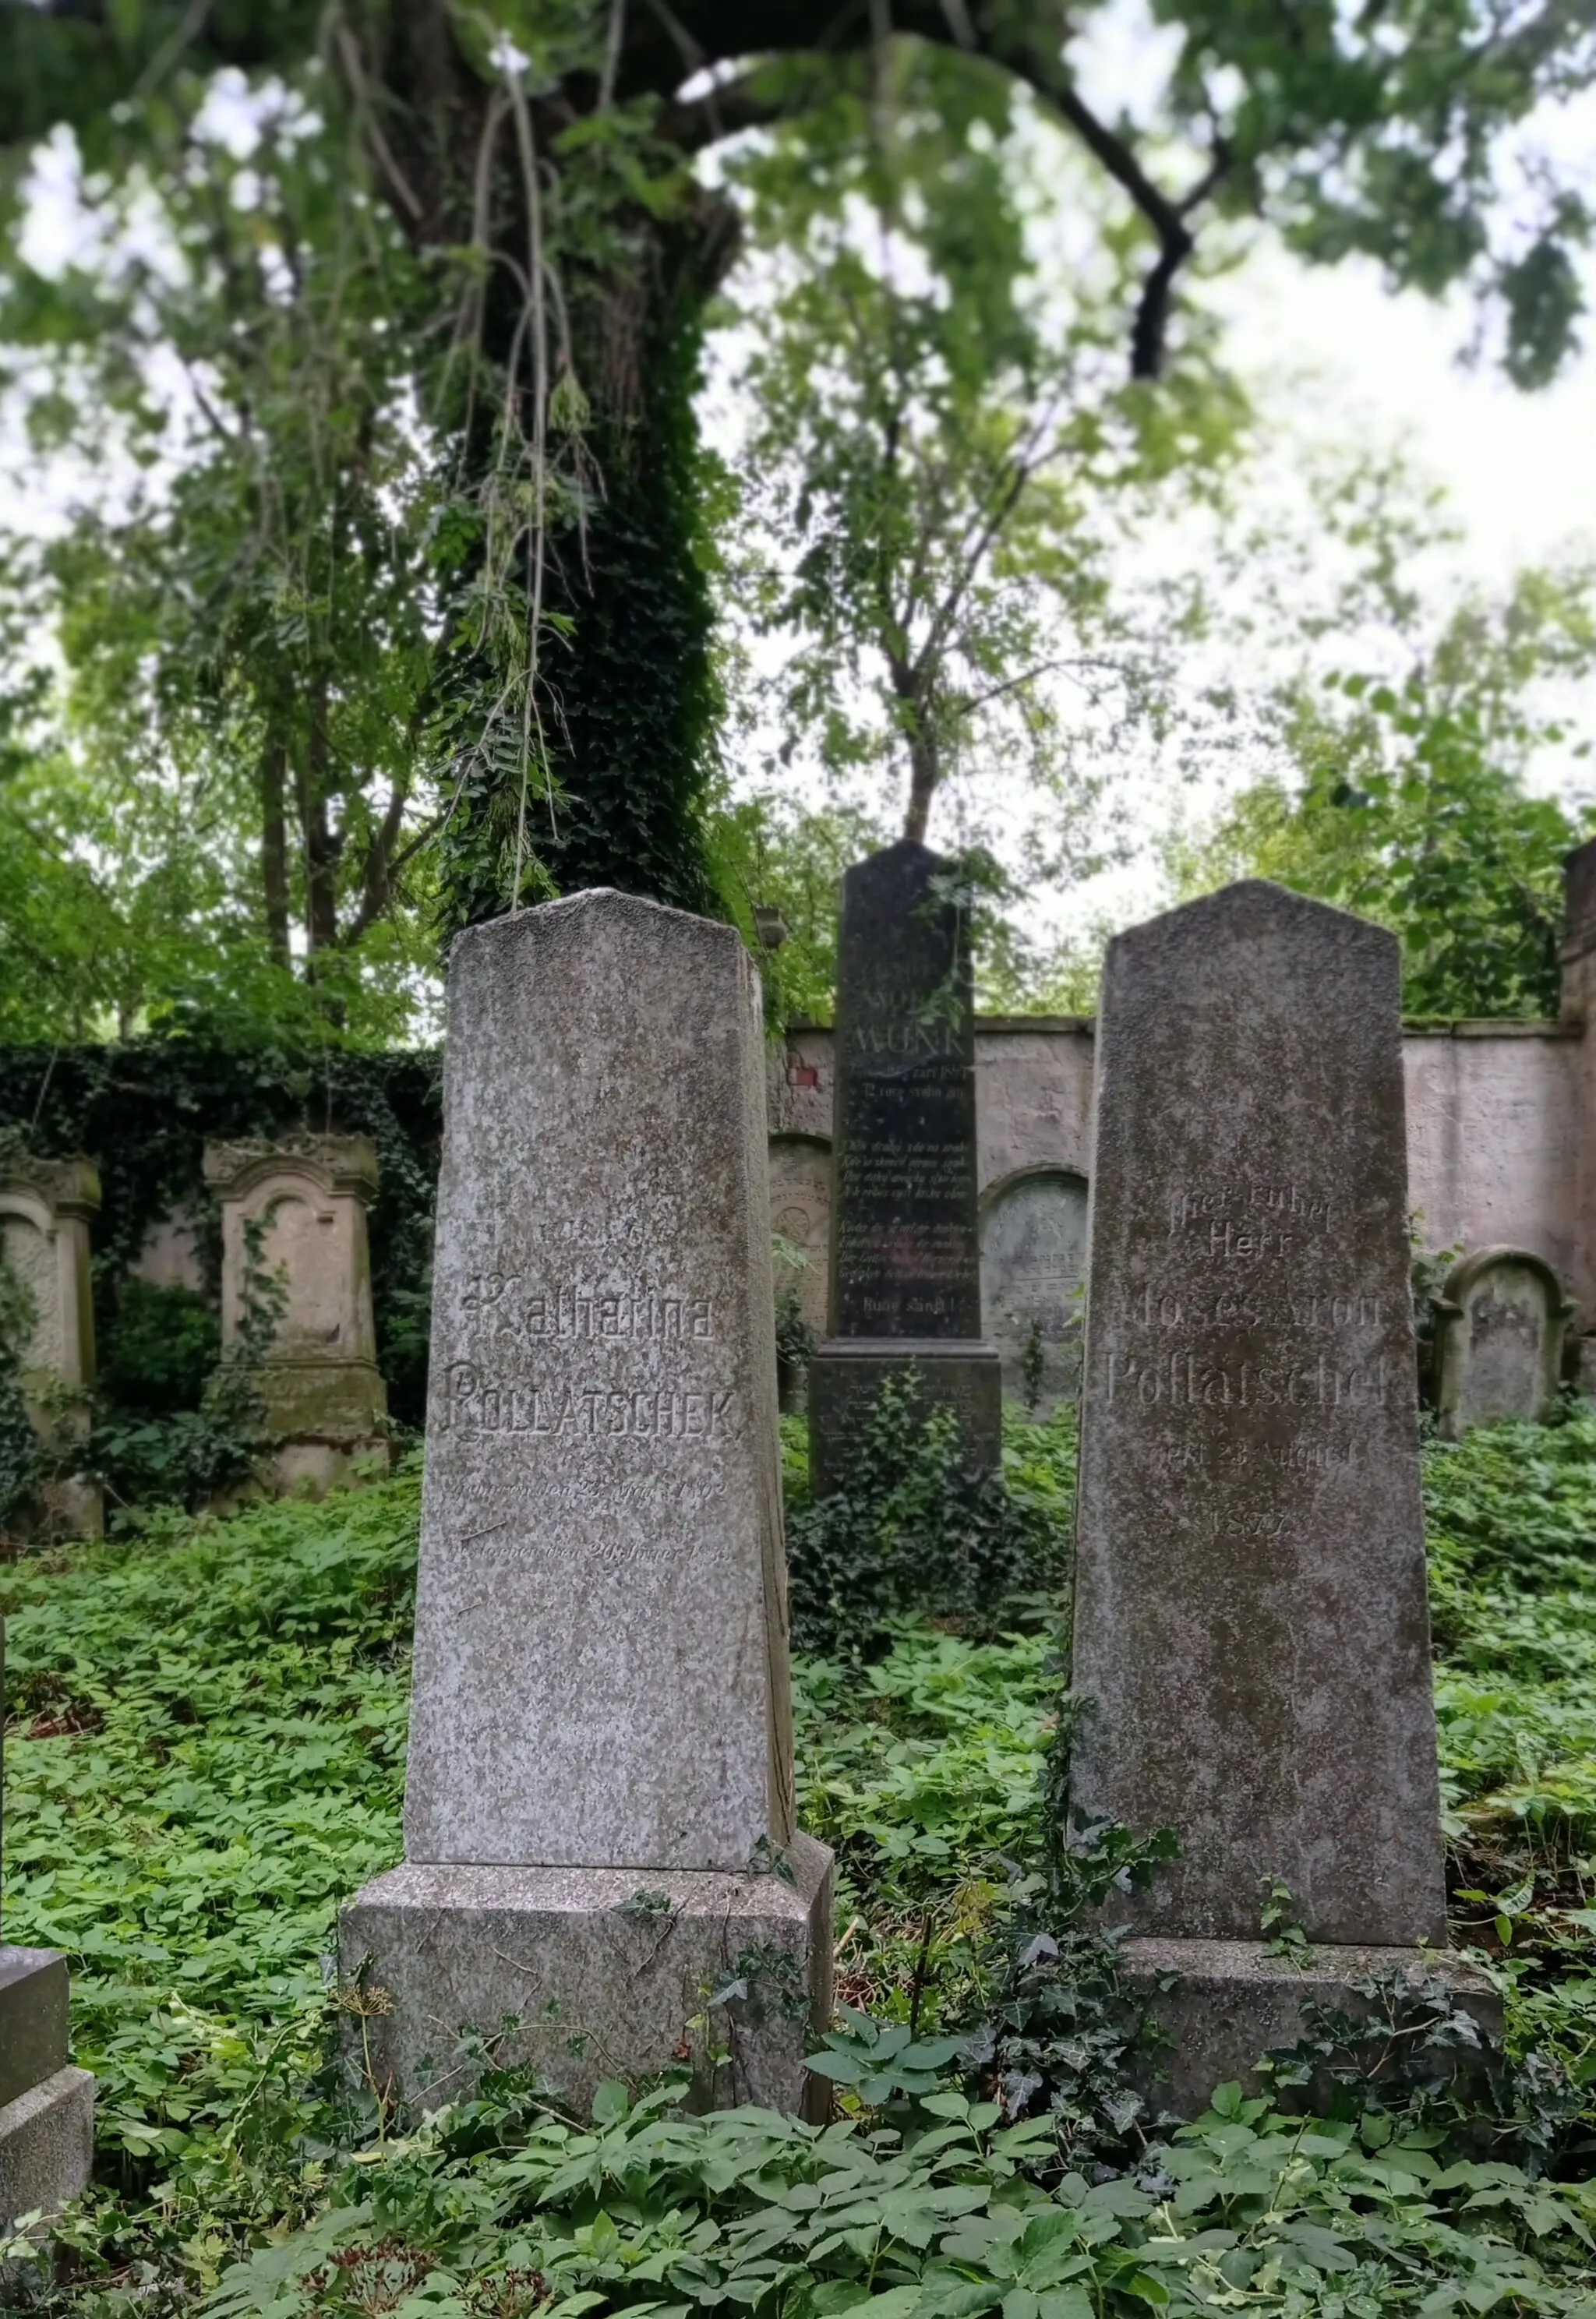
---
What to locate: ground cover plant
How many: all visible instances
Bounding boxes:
[2,1413,1596,2310]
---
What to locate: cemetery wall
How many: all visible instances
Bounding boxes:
[772,1015,1584,1290]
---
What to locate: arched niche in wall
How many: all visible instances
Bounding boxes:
[768,1133,833,1341]
[979,1166,1090,1415]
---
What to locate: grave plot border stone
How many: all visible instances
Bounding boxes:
[809,840,1001,1495]
[0,1627,94,2243]
[1071,881,1498,2111]
[340,891,832,2118]
[1433,1245,1573,1439]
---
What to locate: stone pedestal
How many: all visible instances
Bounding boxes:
[342,1838,833,2116]
[0,1154,102,1537]
[0,1952,94,2236]
[1433,1246,1573,1437]
[203,1136,388,1495]
[1072,884,1494,2108]
[1119,1940,1502,2117]
[810,842,1001,1493]
[342,892,832,2118]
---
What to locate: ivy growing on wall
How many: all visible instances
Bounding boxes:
[0,1041,443,1431]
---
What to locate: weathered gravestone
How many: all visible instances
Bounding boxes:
[808,840,1001,1495]
[1072,882,1497,2109]
[979,1169,1089,1414]
[341,891,833,2115]
[0,1622,95,2240]
[1434,1247,1571,1438]
[203,1135,388,1495]
[0,1153,102,1537]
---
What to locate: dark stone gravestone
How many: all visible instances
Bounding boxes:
[0,1621,94,2236]
[1069,881,1498,2111]
[809,840,1001,1495]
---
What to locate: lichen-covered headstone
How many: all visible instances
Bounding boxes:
[1434,1247,1570,1437]
[203,1135,387,1495]
[808,840,1000,1491]
[1070,882,1495,2105]
[341,891,832,2116]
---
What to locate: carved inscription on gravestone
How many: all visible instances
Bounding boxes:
[404,891,793,1876]
[1071,882,1445,1947]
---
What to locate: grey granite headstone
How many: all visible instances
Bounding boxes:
[980,1170,1089,1414]
[808,841,1001,1493]
[0,1622,95,2236]
[1071,883,1492,2105]
[342,891,832,2115]
[1434,1247,1570,1438]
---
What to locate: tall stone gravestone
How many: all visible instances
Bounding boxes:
[0,1623,95,2237]
[341,892,832,2115]
[1072,882,1495,2109]
[1433,1247,1571,1438]
[809,841,1001,1495]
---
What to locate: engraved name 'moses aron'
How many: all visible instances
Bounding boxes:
[404,890,793,1876]
[1071,881,1446,1948]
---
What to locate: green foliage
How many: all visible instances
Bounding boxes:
[1175,570,1596,1019]
[6,1416,1596,2303]
[0,1238,41,1524]
[784,1385,1073,1657]
[181,2071,1596,2319]
[721,47,1244,855]
[97,1280,219,1417]
[0,1464,418,2227]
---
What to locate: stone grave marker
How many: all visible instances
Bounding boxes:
[808,840,1000,1494]
[1434,1247,1571,1438]
[0,1152,102,1537]
[203,1135,388,1495]
[1071,881,1496,2105]
[0,1621,94,2237]
[979,1168,1089,1414]
[341,891,832,2116]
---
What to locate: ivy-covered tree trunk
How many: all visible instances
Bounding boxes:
[433,196,728,930]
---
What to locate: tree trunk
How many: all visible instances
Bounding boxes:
[297,674,340,956]
[259,732,291,967]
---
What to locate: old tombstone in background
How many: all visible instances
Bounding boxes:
[0,1153,102,1537]
[203,1136,388,1495]
[1433,1248,1571,1438]
[0,1622,95,2240]
[768,1135,832,1412]
[808,840,1001,1495]
[979,1168,1089,1415]
[1071,881,1497,2109]
[341,891,833,2116]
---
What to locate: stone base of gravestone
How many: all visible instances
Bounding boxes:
[0,1950,94,2238]
[341,1837,833,2119]
[1116,1939,1502,2120]
[808,1340,1001,1498]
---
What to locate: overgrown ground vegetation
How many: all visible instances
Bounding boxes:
[3,1410,1596,2311]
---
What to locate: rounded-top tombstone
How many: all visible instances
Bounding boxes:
[1433,1246,1572,1438]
